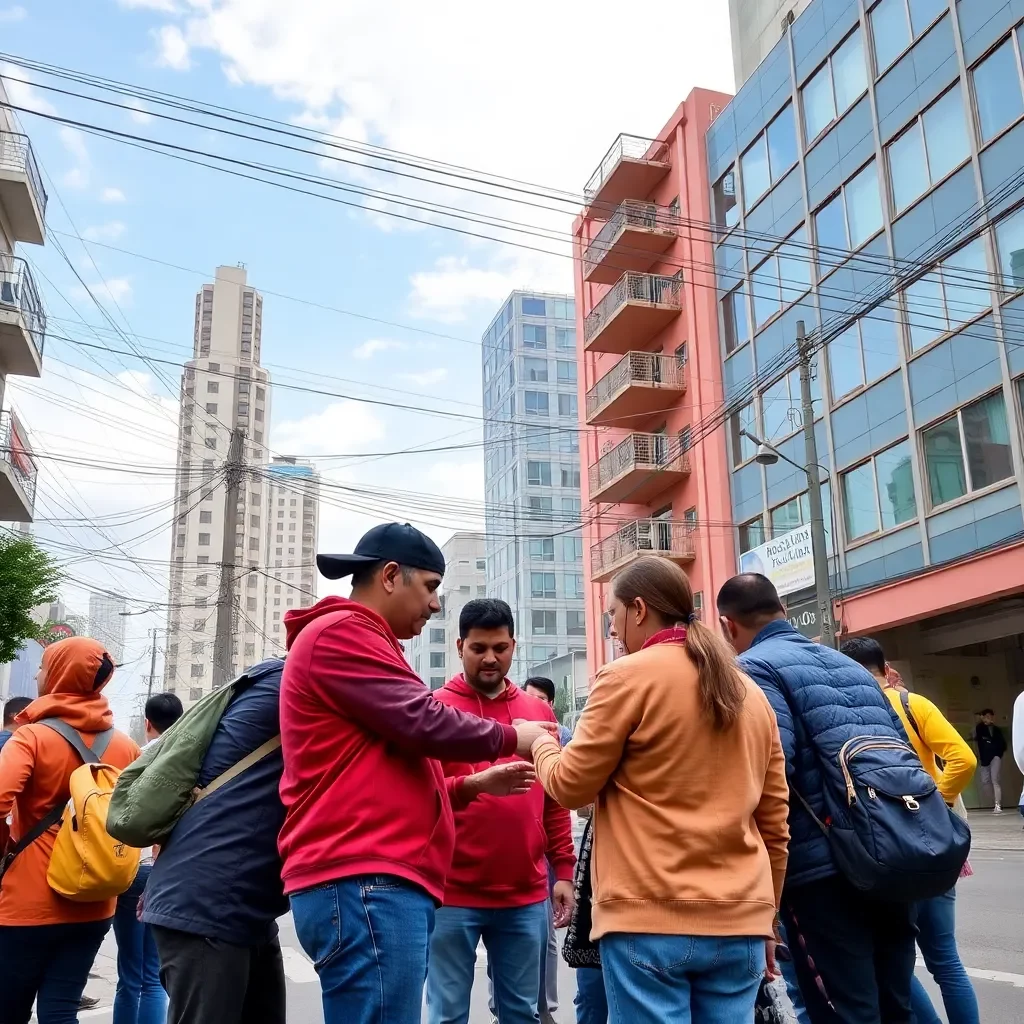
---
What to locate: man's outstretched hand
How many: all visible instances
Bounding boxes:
[514,720,558,758]
[551,879,576,928]
[464,761,536,799]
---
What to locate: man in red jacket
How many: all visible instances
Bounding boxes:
[279,524,544,1024]
[427,599,576,1024]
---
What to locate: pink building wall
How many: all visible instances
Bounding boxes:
[574,88,736,677]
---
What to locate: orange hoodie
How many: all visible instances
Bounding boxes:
[0,637,140,925]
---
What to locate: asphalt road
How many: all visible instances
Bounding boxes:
[78,848,1024,1023]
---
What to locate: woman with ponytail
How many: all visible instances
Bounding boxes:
[522,556,790,1024]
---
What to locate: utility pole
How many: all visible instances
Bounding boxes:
[797,321,836,648]
[146,626,157,700]
[212,428,246,689]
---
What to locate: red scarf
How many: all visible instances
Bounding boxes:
[641,626,689,649]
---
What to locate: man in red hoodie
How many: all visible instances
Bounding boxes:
[427,599,576,1024]
[279,524,545,1024]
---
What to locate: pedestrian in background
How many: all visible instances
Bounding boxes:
[279,524,547,1024]
[0,638,139,1024]
[842,638,979,1024]
[0,697,32,752]
[429,601,575,1024]
[974,707,1006,813]
[522,556,790,1024]
[717,574,918,1024]
[112,691,183,1024]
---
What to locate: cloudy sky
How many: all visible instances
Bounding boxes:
[1,0,734,724]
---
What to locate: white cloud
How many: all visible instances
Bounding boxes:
[117,0,180,11]
[273,401,385,456]
[352,338,406,360]
[62,168,89,190]
[399,367,448,388]
[0,6,26,22]
[153,24,191,70]
[126,99,154,124]
[0,64,57,116]
[70,277,133,306]
[408,256,528,323]
[83,221,127,242]
[58,126,90,190]
[100,187,127,204]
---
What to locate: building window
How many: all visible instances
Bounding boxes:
[199,510,212,524]
[204,438,217,449]
[750,227,812,329]
[740,102,797,209]
[205,403,218,415]
[429,651,446,669]
[675,342,688,367]
[532,610,557,635]
[522,297,546,316]
[523,325,548,349]
[721,284,749,353]
[739,516,766,553]
[972,37,1024,144]
[189,686,203,701]
[730,404,757,465]
[762,368,821,442]
[904,238,990,352]
[195,574,208,587]
[207,381,219,393]
[802,28,867,143]
[530,572,557,598]
[525,391,549,416]
[192,618,205,630]
[476,559,486,570]
[566,610,586,636]
[557,393,577,417]
[887,85,969,214]
[429,676,445,689]
[556,360,577,383]
[770,493,810,537]
[922,392,1013,508]
[871,0,947,74]
[841,439,918,541]
[523,356,548,382]
[556,328,576,351]
[529,537,555,561]
[528,495,553,519]
[683,507,698,529]
[190,664,204,678]
[429,628,445,644]
[814,161,883,270]
[828,302,900,402]
[994,205,1024,294]
[565,573,585,600]
[527,460,552,486]
[713,167,738,229]
[198,532,210,546]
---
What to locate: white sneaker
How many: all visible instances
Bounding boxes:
[993,804,1003,814]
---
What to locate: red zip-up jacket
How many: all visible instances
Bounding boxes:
[278,597,518,902]
[434,675,576,908]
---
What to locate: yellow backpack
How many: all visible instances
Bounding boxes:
[40,719,140,902]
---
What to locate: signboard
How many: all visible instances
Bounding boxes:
[42,622,75,646]
[784,595,820,640]
[738,524,814,598]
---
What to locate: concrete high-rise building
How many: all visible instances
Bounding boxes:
[406,531,486,689]
[263,456,320,655]
[88,592,127,663]
[728,0,813,87]
[481,292,586,681]
[164,266,272,705]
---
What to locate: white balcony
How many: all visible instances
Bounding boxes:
[589,432,690,505]
[0,131,47,245]
[583,201,676,285]
[591,518,696,583]
[0,409,37,522]
[0,256,45,377]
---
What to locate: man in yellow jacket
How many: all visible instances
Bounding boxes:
[841,638,978,1024]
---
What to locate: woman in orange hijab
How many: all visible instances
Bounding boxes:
[0,637,139,1024]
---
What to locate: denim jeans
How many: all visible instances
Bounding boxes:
[291,875,435,1024]
[909,887,979,1024]
[428,900,548,1024]
[574,968,608,1024]
[487,898,560,1020]
[114,863,168,1024]
[0,918,111,1023]
[600,933,765,1024]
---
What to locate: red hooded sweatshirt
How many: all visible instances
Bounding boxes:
[434,675,576,908]
[278,597,518,902]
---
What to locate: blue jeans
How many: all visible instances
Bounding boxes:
[600,933,764,1024]
[113,863,167,1024]
[291,875,435,1024]
[427,900,548,1024]
[910,887,979,1024]
[574,968,608,1024]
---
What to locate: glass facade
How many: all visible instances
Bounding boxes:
[708,0,1024,594]
[481,291,585,679]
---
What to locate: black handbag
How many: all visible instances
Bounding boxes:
[561,815,601,968]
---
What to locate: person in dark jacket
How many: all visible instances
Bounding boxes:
[142,659,286,1024]
[974,707,1007,812]
[717,574,917,1024]
[0,696,32,751]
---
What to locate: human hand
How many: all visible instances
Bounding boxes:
[465,761,536,798]
[552,879,576,928]
[513,719,557,759]
[764,938,779,979]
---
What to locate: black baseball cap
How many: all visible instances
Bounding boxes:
[317,522,446,580]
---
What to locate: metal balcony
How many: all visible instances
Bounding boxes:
[586,352,686,428]
[0,410,37,522]
[583,272,682,355]
[0,256,45,377]
[0,132,47,244]
[591,518,696,583]
[589,432,691,505]
[584,134,670,212]
[583,201,677,284]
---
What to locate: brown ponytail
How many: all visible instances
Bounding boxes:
[612,555,746,731]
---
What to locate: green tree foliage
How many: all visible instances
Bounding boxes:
[0,535,62,663]
[554,678,571,726]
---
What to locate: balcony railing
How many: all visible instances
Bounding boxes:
[586,352,685,422]
[0,409,38,506]
[0,255,46,354]
[584,134,669,202]
[0,130,48,220]
[590,431,690,496]
[583,200,677,275]
[583,272,682,347]
[591,518,696,580]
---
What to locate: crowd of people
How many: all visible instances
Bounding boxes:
[0,518,1017,1024]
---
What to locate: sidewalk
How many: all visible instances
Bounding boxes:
[968,809,1024,852]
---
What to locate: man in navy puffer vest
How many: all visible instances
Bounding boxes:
[717,574,916,1024]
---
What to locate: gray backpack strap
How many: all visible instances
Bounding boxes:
[39,719,114,763]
